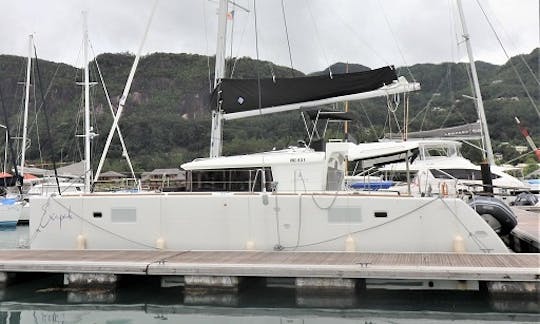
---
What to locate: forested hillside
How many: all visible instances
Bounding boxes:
[0,48,538,172]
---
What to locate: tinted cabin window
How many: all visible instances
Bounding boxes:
[187,168,273,192]
[430,169,501,180]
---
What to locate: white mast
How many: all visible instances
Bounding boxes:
[209,0,229,158]
[83,11,92,193]
[456,0,495,165]
[21,34,33,179]
[93,0,158,186]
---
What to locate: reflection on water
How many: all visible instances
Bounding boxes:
[0,275,537,324]
[0,225,29,249]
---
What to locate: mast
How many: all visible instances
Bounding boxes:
[209,0,229,158]
[456,0,495,165]
[21,34,33,180]
[93,0,158,187]
[83,11,92,193]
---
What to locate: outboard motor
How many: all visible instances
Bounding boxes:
[469,196,517,235]
[511,192,539,206]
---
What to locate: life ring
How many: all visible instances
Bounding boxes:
[469,196,517,235]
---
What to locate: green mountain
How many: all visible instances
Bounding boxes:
[0,48,538,172]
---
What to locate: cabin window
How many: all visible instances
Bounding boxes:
[187,168,273,192]
[429,169,501,180]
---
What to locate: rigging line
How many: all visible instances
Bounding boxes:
[29,63,44,167]
[280,0,296,77]
[503,150,536,165]
[305,0,332,77]
[282,196,442,249]
[386,95,403,135]
[93,0,159,188]
[476,0,540,88]
[359,103,378,139]
[459,60,488,142]
[447,0,459,65]
[326,4,389,67]
[409,66,449,126]
[33,46,62,195]
[435,65,469,128]
[229,9,235,61]
[28,58,62,166]
[475,0,540,119]
[14,63,28,161]
[90,42,137,180]
[376,0,416,82]
[202,0,212,93]
[230,7,251,77]
[0,85,23,195]
[253,0,262,111]
[439,198,489,251]
[73,88,84,162]
[31,196,157,249]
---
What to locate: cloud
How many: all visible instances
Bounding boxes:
[0,0,537,73]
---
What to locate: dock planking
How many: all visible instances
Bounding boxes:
[0,250,537,282]
[512,207,539,237]
[509,207,540,252]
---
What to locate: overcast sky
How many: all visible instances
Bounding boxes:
[1,0,538,74]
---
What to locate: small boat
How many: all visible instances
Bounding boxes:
[0,197,24,227]
[468,195,518,235]
[510,192,539,207]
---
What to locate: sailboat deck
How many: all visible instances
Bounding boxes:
[0,250,537,282]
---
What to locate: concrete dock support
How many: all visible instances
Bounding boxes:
[63,273,118,304]
[486,281,539,295]
[0,272,16,288]
[295,277,358,290]
[63,273,118,288]
[184,275,242,292]
[295,277,360,308]
[182,275,243,306]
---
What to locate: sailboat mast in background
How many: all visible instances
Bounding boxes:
[20,34,33,182]
[455,0,495,165]
[83,11,92,193]
[209,0,229,158]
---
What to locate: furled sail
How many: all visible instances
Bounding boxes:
[384,121,482,140]
[211,66,398,118]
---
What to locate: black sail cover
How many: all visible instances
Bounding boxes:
[211,66,397,114]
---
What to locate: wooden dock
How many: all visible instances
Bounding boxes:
[509,207,540,252]
[0,250,537,290]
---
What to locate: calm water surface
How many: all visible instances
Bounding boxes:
[0,225,538,324]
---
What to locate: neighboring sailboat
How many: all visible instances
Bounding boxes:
[28,1,511,258]
[0,35,34,226]
[350,0,530,202]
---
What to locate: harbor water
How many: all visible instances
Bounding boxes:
[0,225,538,324]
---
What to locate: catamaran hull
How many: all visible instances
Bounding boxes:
[29,192,508,253]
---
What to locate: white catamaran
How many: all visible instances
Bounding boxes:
[29,0,510,255]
